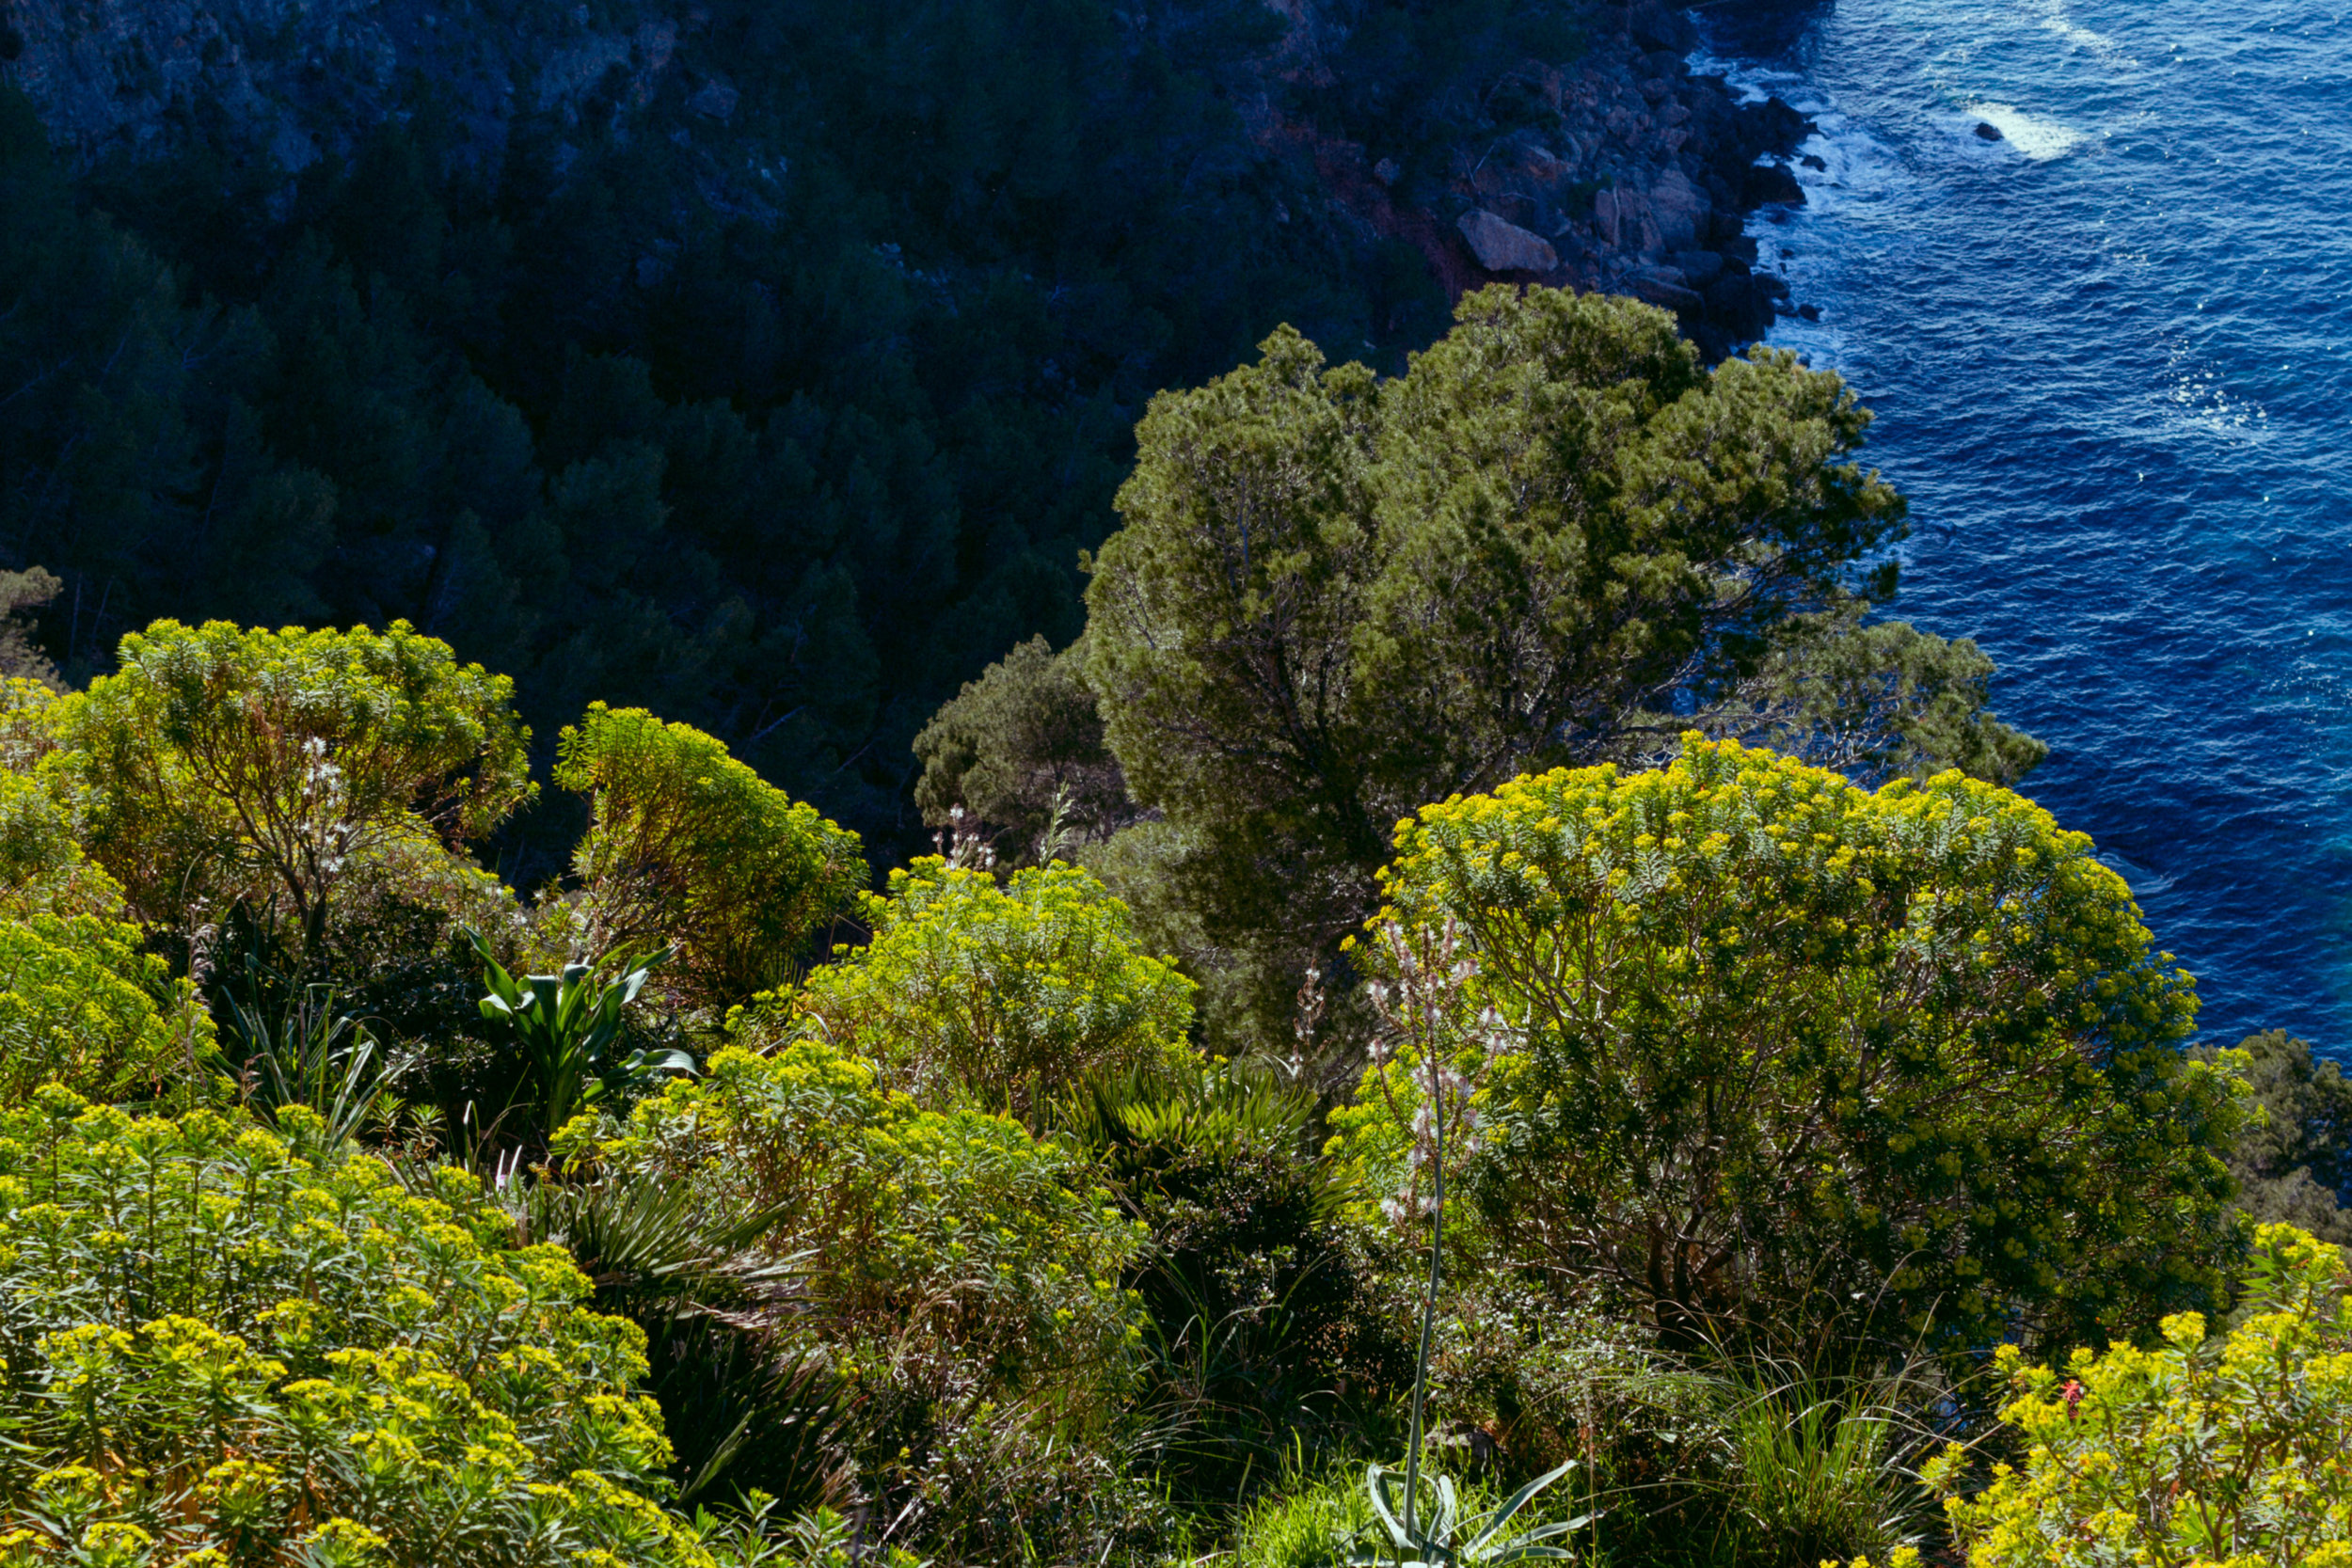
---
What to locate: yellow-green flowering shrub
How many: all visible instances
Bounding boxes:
[555,703,865,1010]
[1342,736,2244,1356]
[603,1039,1152,1560]
[782,857,1195,1121]
[43,620,533,953]
[0,1091,720,1565]
[1925,1224,2352,1568]
[0,674,57,774]
[0,769,126,921]
[0,914,211,1101]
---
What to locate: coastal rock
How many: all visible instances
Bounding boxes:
[1975,120,2004,141]
[1746,161,1806,206]
[1670,248,1724,284]
[1595,186,1661,253]
[1458,209,1558,273]
[1738,96,1815,156]
[1624,0,1698,55]
[1629,265,1704,314]
[1647,166,1706,251]
[689,77,738,121]
[0,0,1832,368]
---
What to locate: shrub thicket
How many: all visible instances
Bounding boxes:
[1922,1223,2352,1568]
[0,1091,734,1565]
[594,1038,1156,1560]
[1342,736,2244,1358]
[555,704,866,1013]
[0,914,211,1103]
[44,620,533,958]
[778,858,1196,1124]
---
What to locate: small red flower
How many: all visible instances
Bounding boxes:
[2062,1378,2084,1420]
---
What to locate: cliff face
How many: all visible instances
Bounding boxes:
[1266,0,1810,355]
[0,0,1809,356]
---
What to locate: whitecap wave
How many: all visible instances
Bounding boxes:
[1964,102,2088,160]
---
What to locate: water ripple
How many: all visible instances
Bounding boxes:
[1698,0,2352,1050]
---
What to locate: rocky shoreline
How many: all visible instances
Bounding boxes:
[1278,0,1817,360]
[0,0,1814,361]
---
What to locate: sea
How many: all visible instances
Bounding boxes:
[1692,0,2352,1052]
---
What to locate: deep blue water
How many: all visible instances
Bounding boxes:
[1692,0,2352,1050]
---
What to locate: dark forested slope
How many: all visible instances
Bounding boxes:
[0,0,1811,866]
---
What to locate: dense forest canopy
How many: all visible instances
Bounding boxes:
[0,0,1620,870]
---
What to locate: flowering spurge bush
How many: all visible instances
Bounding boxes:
[1347,736,2245,1358]
[595,1040,1152,1560]
[0,769,126,923]
[555,704,866,1013]
[776,857,1194,1123]
[1920,1224,2352,1568]
[0,1090,729,1566]
[43,620,533,956]
[0,914,213,1103]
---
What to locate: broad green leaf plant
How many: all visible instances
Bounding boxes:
[467,930,691,1141]
[1352,1460,1586,1568]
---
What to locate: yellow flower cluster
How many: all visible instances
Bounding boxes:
[1340,736,2242,1353]
[771,855,1195,1122]
[0,1092,726,1565]
[1923,1225,2352,1567]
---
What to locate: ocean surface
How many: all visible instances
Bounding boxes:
[1692,0,2352,1050]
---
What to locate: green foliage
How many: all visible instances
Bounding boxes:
[783,858,1196,1123]
[1694,1362,1928,1568]
[0,1091,725,1565]
[0,568,61,688]
[0,769,125,921]
[0,0,1531,846]
[0,92,202,678]
[1719,601,2049,787]
[1231,1463,1587,1568]
[1083,285,2031,1053]
[912,635,1136,864]
[2193,1029,2352,1244]
[0,676,57,774]
[509,1171,844,1512]
[215,981,414,1149]
[597,1039,1152,1562]
[1058,1069,1398,1505]
[1349,1459,1585,1567]
[1923,1224,2352,1568]
[555,704,866,1011]
[45,619,533,957]
[469,934,691,1143]
[1236,1470,1379,1568]
[1343,736,2242,1359]
[0,914,213,1103]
